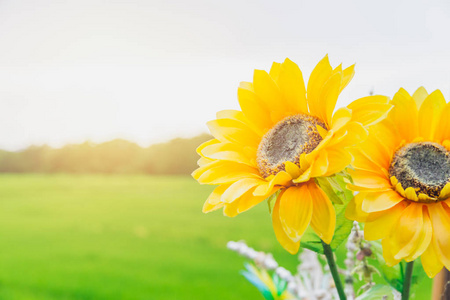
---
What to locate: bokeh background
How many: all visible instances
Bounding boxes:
[0,0,448,298]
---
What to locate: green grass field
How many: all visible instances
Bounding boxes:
[0,175,432,299]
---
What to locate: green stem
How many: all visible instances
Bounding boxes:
[322,240,347,300]
[402,261,414,300]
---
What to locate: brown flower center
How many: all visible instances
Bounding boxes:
[256,114,326,178]
[389,142,450,199]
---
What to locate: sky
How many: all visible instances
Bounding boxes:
[0,0,450,150]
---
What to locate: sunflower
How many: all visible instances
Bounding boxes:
[193,56,391,254]
[346,87,450,277]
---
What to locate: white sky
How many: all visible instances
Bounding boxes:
[0,0,450,150]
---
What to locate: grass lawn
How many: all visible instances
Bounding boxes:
[0,174,432,299]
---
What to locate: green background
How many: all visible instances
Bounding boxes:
[0,175,432,299]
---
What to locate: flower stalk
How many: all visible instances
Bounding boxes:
[402,261,414,300]
[322,240,347,300]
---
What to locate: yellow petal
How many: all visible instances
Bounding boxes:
[308,182,336,244]
[346,183,391,193]
[389,88,419,142]
[284,161,301,179]
[390,176,398,186]
[322,148,353,177]
[334,129,359,154]
[269,62,281,79]
[201,142,256,166]
[197,156,214,167]
[364,201,406,240]
[421,240,444,278]
[331,63,342,76]
[395,182,406,197]
[348,169,391,189]
[278,185,313,242]
[331,107,352,132]
[345,193,369,222]
[202,185,230,213]
[277,58,308,114]
[196,139,220,157]
[390,204,431,260]
[418,193,435,202]
[340,64,355,92]
[352,151,385,173]
[220,178,263,203]
[382,238,402,266]
[439,182,450,199]
[207,118,260,148]
[222,197,241,217]
[329,122,369,150]
[303,129,335,162]
[253,171,292,196]
[319,71,343,126]
[238,83,273,134]
[412,86,429,109]
[405,207,432,261]
[292,165,313,183]
[216,109,245,120]
[203,201,224,213]
[444,140,450,152]
[316,124,328,139]
[428,203,450,268]
[195,160,260,185]
[361,190,404,213]
[272,192,300,254]
[239,187,280,214]
[309,150,329,177]
[299,153,309,171]
[222,186,269,217]
[215,110,266,136]
[404,187,418,201]
[353,133,394,174]
[367,121,399,156]
[418,90,446,141]
[358,136,391,170]
[434,102,450,143]
[192,159,217,179]
[253,69,285,115]
[347,95,391,127]
[307,55,333,121]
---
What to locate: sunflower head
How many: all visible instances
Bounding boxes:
[389,142,450,200]
[193,56,391,254]
[257,114,326,178]
[346,87,450,277]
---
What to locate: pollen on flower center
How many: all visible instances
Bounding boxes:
[389,142,450,199]
[256,114,326,178]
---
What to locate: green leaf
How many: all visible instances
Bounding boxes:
[369,240,404,292]
[266,190,280,214]
[410,259,427,287]
[315,177,344,204]
[355,284,399,300]
[334,174,354,201]
[299,228,324,253]
[300,173,354,253]
[369,240,427,293]
[300,201,353,253]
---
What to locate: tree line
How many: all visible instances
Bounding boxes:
[0,134,211,175]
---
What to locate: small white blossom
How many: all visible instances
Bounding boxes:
[228,241,341,299]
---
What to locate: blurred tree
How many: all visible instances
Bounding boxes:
[0,134,211,175]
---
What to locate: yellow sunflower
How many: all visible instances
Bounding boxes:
[346,87,450,277]
[193,56,391,254]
